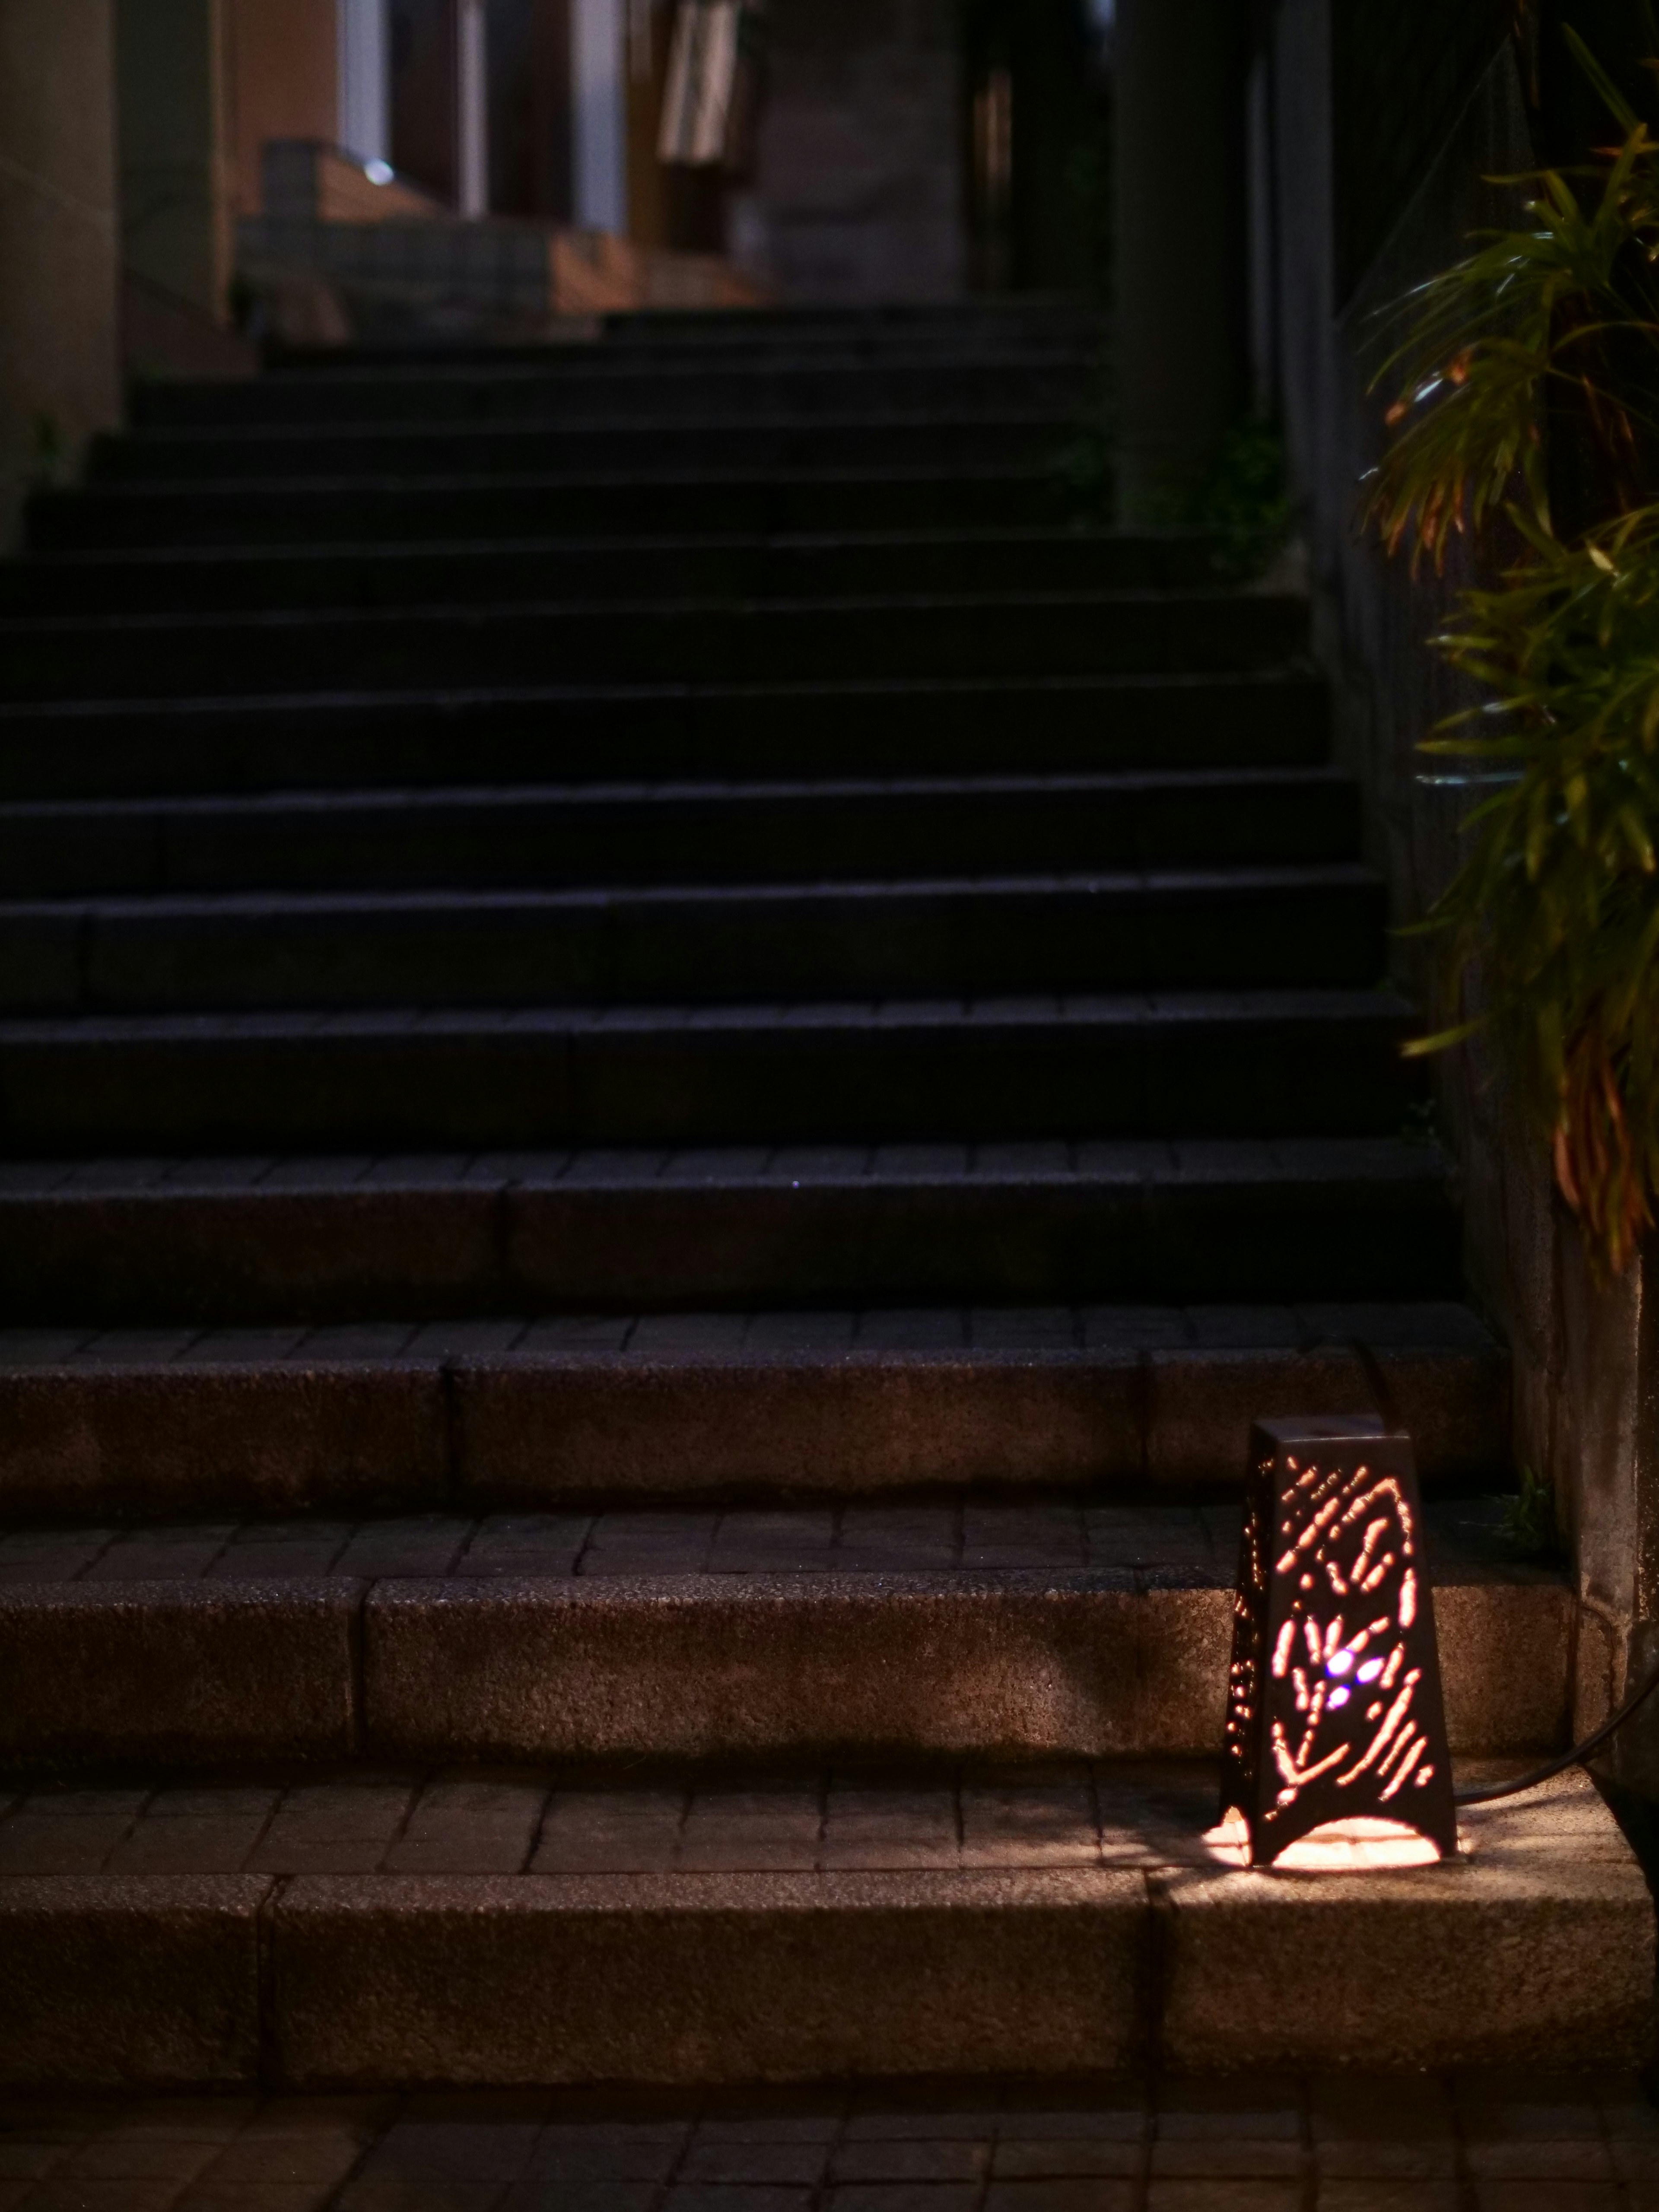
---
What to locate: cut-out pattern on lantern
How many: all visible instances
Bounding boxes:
[1221,1417,1458,1868]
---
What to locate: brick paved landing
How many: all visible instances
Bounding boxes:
[4,2070,1659,2212]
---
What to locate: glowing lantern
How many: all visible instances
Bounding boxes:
[1220,1417,1458,1868]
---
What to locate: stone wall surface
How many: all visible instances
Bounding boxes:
[747,0,966,302]
[0,0,122,548]
[1261,2,1658,1751]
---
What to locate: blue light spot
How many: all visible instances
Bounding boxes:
[1328,1686,1351,1709]
[1327,1649,1354,1677]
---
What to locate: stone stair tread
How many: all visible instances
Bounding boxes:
[2,861,1380,914]
[0,672,1329,808]
[0,1139,1463,1321]
[1,1763,1645,2082]
[0,1495,1539,1587]
[0,1759,1611,1880]
[0,988,1410,1033]
[16,523,1169,564]
[0,583,1283,638]
[0,1135,1445,1193]
[0,1298,1506,1519]
[0,763,1351,814]
[0,1516,1567,1772]
[0,1297,1498,1363]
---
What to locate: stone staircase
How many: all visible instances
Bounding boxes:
[0,303,1648,2089]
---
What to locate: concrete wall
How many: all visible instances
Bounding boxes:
[1259,3,1659,1755]
[0,0,122,546]
[747,0,965,302]
[225,0,340,216]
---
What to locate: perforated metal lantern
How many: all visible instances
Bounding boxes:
[1220,1417,1458,1867]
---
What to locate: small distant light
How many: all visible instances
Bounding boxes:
[365,159,394,185]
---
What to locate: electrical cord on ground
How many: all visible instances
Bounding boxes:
[1454,1653,1659,1804]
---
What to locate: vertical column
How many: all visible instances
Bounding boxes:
[337,0,391,164]
[115,0,234,322]
[572,0,627,232]
[1112,0,1245,520]
[457,0,489,214]
[0,0,121,546]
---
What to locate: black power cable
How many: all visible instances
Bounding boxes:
[1454,1651,1659,1805]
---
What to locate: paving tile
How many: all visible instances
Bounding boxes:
[1466,2144,1614,2180]
[21,2182,192,2212]
[664,2191,815,2212]
[996,2105,1146,2144]
[359,2118,542,2179]
[1150,2139,1303,2177]
[337,2183,509,2212]
[695,2110,843,2143]
[1316,2187,1460,2212]
[832,2143,986,2183]
[678,1788,822,1871]
[825,2191,980,2212]
[842,2112,992,2142]
[385,1777,547,1875]
[1468,2187,1622,2211]
[456,1516,589,1576]
[820,1785,958,1869]
[249,1776,418,1875]
[178,2187,344,2212]
[1143,2185,1300,2212]
[1154,2079,1302,2139]
[855,1310,968,1349]
[503,2187,658,2212]
[199,2133,369,2185]
[680,2143,829,2184]
[985,2185,1138,2212]
[992,2141,1141,2177]
[105,1812,271,1875]
[334,1520,473,1579]
[1454,2079,1609,2139]
[530,1789,684,1873]
[59,2137,226,2181]
[835,1507,959,1572]
[968,1308,1079,1350]
[707,1513,837,1574]
[960,1506,1085,1570]
[959,1782,1098,1868]
[524,2133,683,2181]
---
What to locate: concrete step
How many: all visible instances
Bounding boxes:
[0,993,1417,1151]
[89,416,1077,486]
[0,530,1220,618]
[0,771,1363,897]
[303,299,1104,359]
[0,673,1332,802]
[0,591,1307,703]
[0,868,1388,1016]
[0,1496,1567,1769]
[6,1761,1639,2086]
[130,354,1102,429]
[26,467,1082,552]
[0,1141,1463,1325]
[0,1302,1508,1520]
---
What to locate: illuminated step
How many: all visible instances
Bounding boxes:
[0,1763,1643,2085]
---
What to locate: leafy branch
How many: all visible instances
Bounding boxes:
[1367,29,1659,1274]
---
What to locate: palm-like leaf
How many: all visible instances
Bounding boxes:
[1372,64,1659,1272]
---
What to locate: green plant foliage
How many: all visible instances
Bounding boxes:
[1368,31,1659,1274]
[1185,417,1293,580]
[1500,1462,1566,1564]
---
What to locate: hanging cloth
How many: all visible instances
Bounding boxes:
[658,0,764,170]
